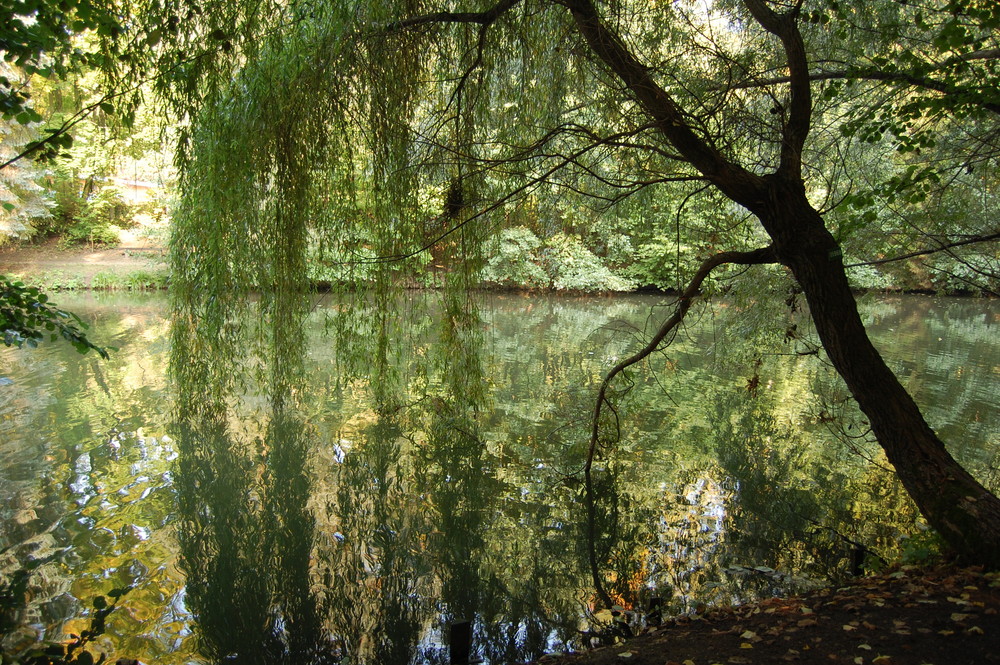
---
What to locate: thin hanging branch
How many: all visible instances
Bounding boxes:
[581,245,775,609]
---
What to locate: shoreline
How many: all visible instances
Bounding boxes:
[1,241,994,298]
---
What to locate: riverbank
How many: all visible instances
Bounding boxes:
[0,237,168,290]
[1,241,995,297]
[538,564,999,665]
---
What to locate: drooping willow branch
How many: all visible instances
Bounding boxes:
[584,245,778,476]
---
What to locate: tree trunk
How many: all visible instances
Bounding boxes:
[562,0,1000,568]
[752,175,1000,567]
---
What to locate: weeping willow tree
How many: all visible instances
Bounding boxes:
[158,0,1000,568]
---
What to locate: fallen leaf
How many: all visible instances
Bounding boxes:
[966,626,984,635]
[739,642,753,649]
[617,651,633,658]
[951,612,972,622]
[843,625,857,631]
[739,630,757,640]
[872,657,892,664]
[798,618,818,627]
[858,644,872,650]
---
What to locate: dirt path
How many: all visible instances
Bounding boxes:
[0,236,167,285]
[538,565,1000,665]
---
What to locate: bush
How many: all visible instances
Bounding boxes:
[542,233,635,292]
[625,235,683,290]
[481,226,550,289]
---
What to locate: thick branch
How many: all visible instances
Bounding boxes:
[387,0,521,31]
[562,0,764,203]
[742,0,811,179]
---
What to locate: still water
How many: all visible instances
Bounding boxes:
[0,292,997,664]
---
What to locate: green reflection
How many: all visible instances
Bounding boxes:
[0,293,997,664]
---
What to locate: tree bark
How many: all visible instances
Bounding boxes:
[562,0,1000,567]
[752,175,1000,567]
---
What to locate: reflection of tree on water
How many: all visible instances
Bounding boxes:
[167,289,965,663]
[175,411,333,664]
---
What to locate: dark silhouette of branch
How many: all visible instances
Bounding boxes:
[580,245,776,609]
[731,61,1000,116]
[844,231,1000,268]
[743,0,811,179]
[585,245,778,475]
[387,0,521,31]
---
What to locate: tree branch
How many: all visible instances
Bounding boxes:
[584,245,778,476]
[387,0,522,31]
[580,244,776,609]
[742,0,811,180]
[843,231,1000,269]
[732,68,1000,116]
[561,0,765,203]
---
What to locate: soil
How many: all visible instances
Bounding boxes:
[0,235,166,285]
[537,565,1000,665]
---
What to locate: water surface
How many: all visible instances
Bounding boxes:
[0,292,997,664]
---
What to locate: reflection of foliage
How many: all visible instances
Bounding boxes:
[0,276,108,356]
[715,390,916,585]
[5,293,996,662]
[1,564,130,665]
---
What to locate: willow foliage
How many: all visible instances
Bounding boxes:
[166,0,639,417]
[162,0,998,431]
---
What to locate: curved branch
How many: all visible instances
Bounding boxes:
[742,0,811,179]
[584,245,778,476]
[581,245,775,609]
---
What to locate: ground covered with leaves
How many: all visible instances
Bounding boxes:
[537,566,1000,665]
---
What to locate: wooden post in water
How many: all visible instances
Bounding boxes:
[449,620,473,665]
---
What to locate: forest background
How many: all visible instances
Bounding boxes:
[1,1,997,296]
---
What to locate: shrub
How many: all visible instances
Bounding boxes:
[542,233,635,292]
[480,226,550,289]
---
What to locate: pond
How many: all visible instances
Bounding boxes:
[0,292,997,664]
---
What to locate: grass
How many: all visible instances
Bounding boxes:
[11,268,171,292]
[91,269,170,291]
